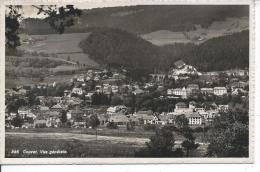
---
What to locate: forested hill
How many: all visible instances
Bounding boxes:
[20,5,249,35]
[162,30,249,71]
[79,28,249,72]
[79,28,161,71]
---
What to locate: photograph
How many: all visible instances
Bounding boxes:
[1,0,254,164]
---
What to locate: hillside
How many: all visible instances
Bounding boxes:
[79,28,249,73]
[20,5,249,35]
[79,28,161,71]
[17,33,98,67]
[141,17,249,46]
[162,30,249,71]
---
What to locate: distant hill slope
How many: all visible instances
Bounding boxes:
[17,33,99,67]
[20,5,249,35]
[162,30,249,71]
[78,28,161,71]
[141,17,249,45]
[79,28,249,73]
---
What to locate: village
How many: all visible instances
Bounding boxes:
[5,60,249,132]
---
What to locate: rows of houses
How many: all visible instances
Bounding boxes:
[167,84,228,99]
[102,101,227,127]
[6,99,228,129]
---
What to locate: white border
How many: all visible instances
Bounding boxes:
[0,0,255,165]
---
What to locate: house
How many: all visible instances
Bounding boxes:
[51,103,66,111]
[225,69,249,77]
[85,92,94,104]
[108,114,129,126]
[134,110,153,117]
[64,90,71,97]
[52,97,63,104]
[95,85,102,93]
[97,114,108,125]
[174,102,193,114]
[232,88,247,95]
[76,74,85,82]
[39,106,50,112]
[142,115,159,125]
[128,115,140,126]
[17,88,28,95]
[111,85,119,94]
[149,74,166,83]
[34,119,47,128]
[218,105,229,112]
[158,115,172,125]
[187,84,200,95]
[185,113,203,126]
[167,87,187,99]
[46,112,61,128]
[67,109,84,120]
[63,97,82,106]
[132,88,145,95]
[189,101,197,110]
[103,84,112,94]
[107,105,128,115]
[72,87,83,95]
[175,102,187,109]
[201,88,214,94]
[213,87,227,96]
[174,60,186,69]
[198,110,218,124]
[5,89,18,97]
[18,106,32,119]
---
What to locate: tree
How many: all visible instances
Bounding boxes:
[6,5,82,50]
[175,114,189,130]
[110,95,122,106]
[181,127,199,157]
[135,127,184,157]
[11,115,23,128]
[126,121,135,131]
[207,120,248,157]
[86,114,100,129]
[5,6,22,50]
[60,110,67,126]
[107,121,118,129]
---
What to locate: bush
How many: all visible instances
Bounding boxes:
[143,124,157,131]
[107,121,118,129]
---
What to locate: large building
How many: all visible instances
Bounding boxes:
[213,87,227,96]
[185,113,203,126]
[167,87,188,99]
[201,88,214,94]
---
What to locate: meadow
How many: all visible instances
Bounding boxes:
[5,127,208,157]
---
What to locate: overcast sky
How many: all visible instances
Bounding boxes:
[8,2,142,18]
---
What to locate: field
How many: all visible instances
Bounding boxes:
[6,32,102,88]
[141,17,249,46]
[5,128,209,158]
[18,33,99,67]
[5,133,145,157]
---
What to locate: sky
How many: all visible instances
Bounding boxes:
[7,2,140,19]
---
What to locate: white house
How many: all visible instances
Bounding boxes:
[167,87,187,99]
[185,113,203,126]
[213,87,227,96]
[72,87,83,95]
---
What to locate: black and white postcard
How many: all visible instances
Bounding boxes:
[0,0,255,164]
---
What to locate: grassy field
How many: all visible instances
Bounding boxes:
[141,17,248,46]
[5,135,143,157]
[18,33,99,66]
[6,127,208,143]
[5,129,208,158]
